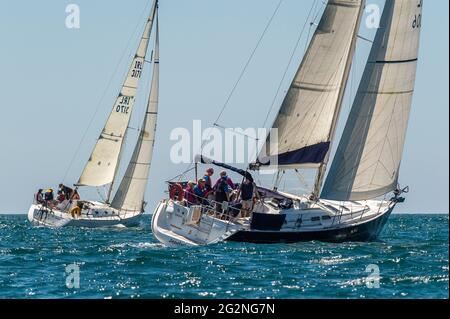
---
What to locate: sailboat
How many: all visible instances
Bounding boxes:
[152,0,423,246]
[28,0,160,228]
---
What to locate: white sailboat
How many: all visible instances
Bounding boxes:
[28,1,160,228]
[152,0,423,246]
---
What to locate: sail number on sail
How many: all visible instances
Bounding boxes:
[116,96,132,114]
[132,60,143,78]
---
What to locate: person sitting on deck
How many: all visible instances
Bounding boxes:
[194,179,208,205]
[44,189,55,208]
[72,189,81,201]
[35,189,44,205]
[59,183,73,201]
[57,190,66,203]
[184,181,197,206]
[56,191,71,211]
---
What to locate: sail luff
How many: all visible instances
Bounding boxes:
[321,0,423,201]
[76,0,158,188]
[111,13,160,212]
[256,0,365,171]
[312,0,366,198]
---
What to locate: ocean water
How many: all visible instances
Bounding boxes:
[0,214,448,299]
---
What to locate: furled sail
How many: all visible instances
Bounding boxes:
[256,0,364,170]
[77,1,158,187]
[111,16,160,212]
[321,0,423,201]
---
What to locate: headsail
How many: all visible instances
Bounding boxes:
[77,1,158,188]
[256,0,364,172]
[111,15,160,212]
[321,0,423,201]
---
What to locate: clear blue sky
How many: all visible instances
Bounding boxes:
[0,0,448,213]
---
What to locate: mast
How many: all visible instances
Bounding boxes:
[111,10,160,212]
[312,0,366,199]
[76,0,158,200]
[321,0,423,201]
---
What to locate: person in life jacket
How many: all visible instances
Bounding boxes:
[35,189,44,205]
[57,190,65,203]
[44,189,55,208]
[213,171,235,213]
[59,183,73,200]
[238,177,259,218]
[72,189,80,201]
[184,181,197,206]
[194,179,208,205]
[203,168,214,192]
[169,183,184,201]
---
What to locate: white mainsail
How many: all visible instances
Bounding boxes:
[111,16,160,212]
[321,0,423,201]
[77,1,158,188]
[257,0,364,174]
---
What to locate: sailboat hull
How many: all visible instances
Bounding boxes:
[28,204,143,228]
[151,200,244,247]
[151,197,396,246]
[226,206,393,244]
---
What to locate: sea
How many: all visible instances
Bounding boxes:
[0,214,448,299]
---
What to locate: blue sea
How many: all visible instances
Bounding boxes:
[0,214,448,299]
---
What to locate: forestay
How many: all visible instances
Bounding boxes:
[322,0,423,201]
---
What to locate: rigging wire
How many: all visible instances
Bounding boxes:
[261,0,321,129]
[294,169,310,191]
[303,0,320,56]
[181,0,284,175]
[167,167,196,183]
[96,186,107,203]
[213,123,259,141]
[61,1,153,185]
[213,0,284,127]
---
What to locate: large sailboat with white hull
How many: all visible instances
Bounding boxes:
[152,0,422,246]
[29,0,160,228]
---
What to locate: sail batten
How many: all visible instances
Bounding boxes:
[321,0,423,201]
[256,0,364,172]
[111,13,160,212]
[77,1,158,188]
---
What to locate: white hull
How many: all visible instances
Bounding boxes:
[28,203,143,228]
[151,197,396,246]
[151,201,244,247]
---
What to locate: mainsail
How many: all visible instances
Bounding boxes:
[257,0,364,176]
[77,1,158,188]
[321,0,423,201]
[111,16,160,212]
